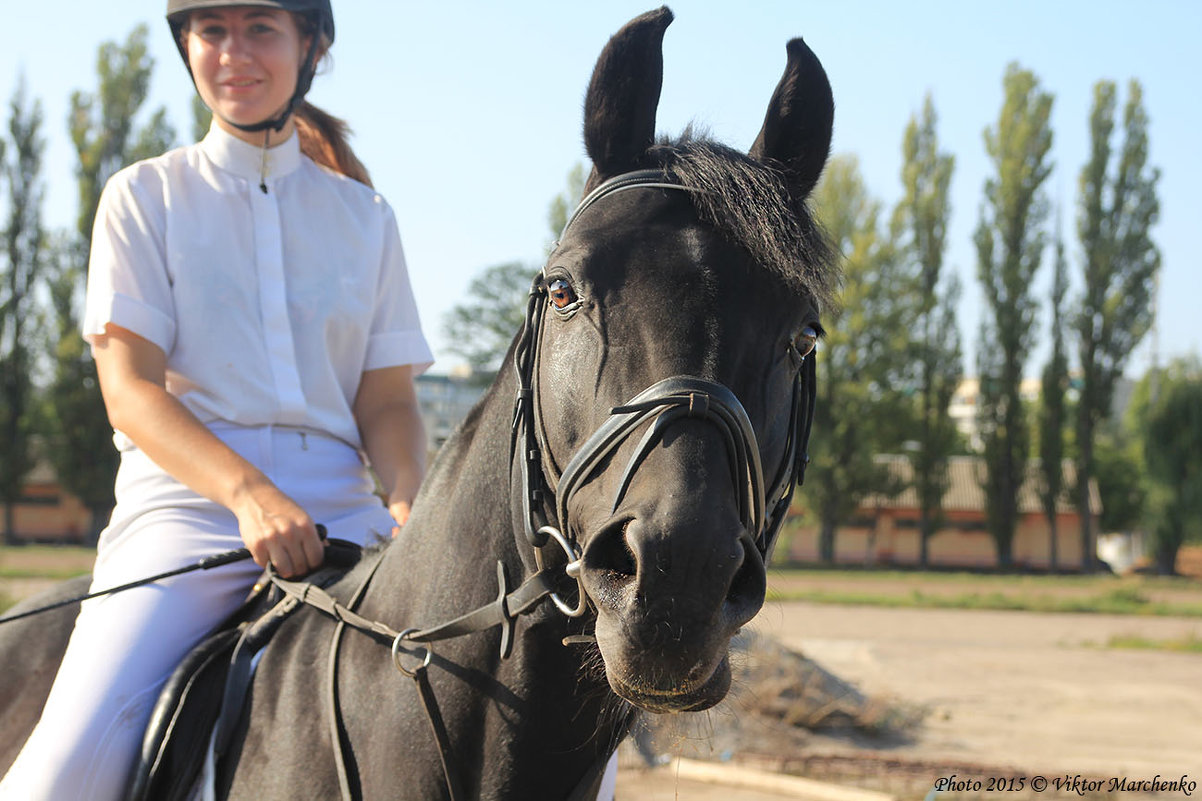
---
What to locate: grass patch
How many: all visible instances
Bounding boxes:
[1106,633,1202,653]
[0,565,92,580]
[766,579,1202,618]
[0,545,94,580]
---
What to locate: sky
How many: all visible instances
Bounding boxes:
[1,1,1199,377]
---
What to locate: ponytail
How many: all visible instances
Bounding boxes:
[295,101,373,188]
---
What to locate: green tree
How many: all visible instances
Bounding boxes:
[974,64,1054,569]
[546,163,587,242]
[806,155,912,563]
[890,94,961,568]
[191,94,212,143]
[0,77,46,545]
[1092,431,1144,534]
[442,260,539,376]
[1073,80,1160,571]
[44,25,176,540]
[1135,359,1202,574]
[1037,221,1070,570]
[442,164,586,377]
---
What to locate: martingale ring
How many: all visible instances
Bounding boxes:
[391,628,433,677]
[535,525,588,618]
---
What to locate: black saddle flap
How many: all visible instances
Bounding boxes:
[128,625,241,801]
[127,539,364,801]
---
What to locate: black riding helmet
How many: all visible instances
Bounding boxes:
[166,0,334,133]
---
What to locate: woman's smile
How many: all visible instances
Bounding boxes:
[186,7,308,144]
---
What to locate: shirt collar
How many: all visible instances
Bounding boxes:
[200,122,301,184]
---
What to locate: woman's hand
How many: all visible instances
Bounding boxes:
[232,481,325,577]
[388,497,414,538]
[93,324,325,578]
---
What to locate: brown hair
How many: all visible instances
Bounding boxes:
[295,101,373,187]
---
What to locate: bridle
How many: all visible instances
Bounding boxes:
[511,169,819,615]
[264,168,820,801]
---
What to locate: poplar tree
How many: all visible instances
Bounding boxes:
[890,94,961,568]
[44,25,176,540]
[1038,222,1070,570]
[1073,80,1160,571]
[0,78,46,545]
[806,155,911,563]
[974,64,1054,569]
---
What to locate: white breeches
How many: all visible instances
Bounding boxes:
[0,425,397,801]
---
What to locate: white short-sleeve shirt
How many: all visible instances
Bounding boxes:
[84,124,433,449]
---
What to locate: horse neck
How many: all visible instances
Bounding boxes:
[353,360,622,793]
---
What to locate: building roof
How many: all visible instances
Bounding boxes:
[862,455,1103,516]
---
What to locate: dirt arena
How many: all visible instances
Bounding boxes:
[618,599,1202,799]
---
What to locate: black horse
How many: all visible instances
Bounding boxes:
[0,7,836,799]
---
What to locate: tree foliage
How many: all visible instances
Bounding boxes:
[0,77,46,544]
[43,25,176,539]
[441,260,539,376]
[890,94,961,567]
[1073,79,1160,570]
[546,163,587,246]
[191,94,212,143]
[1037,221,1070,569]
[974,64,1054,568]
[805,155,912,563]
[1131,359,1202,574]
[442,164,586,377]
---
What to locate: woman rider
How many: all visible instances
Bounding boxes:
[0,2,432,797]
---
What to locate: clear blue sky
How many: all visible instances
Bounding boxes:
[2,1,1198,376]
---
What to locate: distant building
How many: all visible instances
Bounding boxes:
[948,377,1043,452]
[1,460,93,544]
[786,454,1102,571]
[948,375,1134,452]
[414,370,488,453]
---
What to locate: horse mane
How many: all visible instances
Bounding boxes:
[646,131,840,309]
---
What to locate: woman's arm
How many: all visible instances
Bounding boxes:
[92,324,324,577]
[352,364,426,534]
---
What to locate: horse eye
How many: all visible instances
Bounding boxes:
[547,278,578,310]
[794,325,819,357]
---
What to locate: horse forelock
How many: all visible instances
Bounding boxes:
[645,132,840,311]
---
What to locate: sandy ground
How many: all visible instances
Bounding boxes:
[616,600,1202,800]
[755,602,1202,778]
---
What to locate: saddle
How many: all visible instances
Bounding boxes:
[127,540,365,801]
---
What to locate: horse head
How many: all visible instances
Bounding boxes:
[517,7,837,714]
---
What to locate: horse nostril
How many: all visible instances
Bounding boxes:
[584,519,638,586]
[725,537,766,621]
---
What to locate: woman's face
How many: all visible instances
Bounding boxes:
[186,7,308,145]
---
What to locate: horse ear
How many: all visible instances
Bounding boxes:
[749,38,834,201]
[583,6,674,181]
